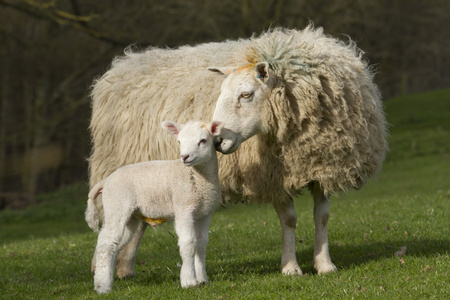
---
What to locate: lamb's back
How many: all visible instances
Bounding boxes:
[104,160,188,219]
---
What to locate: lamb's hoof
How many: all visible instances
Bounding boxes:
[95,285,112,294]
[196,276,209,285]
[281,261,303,276]
[181,279,199,288]
[199,280,209,286]
[315,262,337,275]
[117,268,135,279]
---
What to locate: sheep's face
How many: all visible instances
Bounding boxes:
[209,62,272,154]
[161,121,223,166]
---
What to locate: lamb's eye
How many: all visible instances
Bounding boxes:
[198,139,207,146]
[240,92,252,99]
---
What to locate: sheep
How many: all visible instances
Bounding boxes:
[85,120,223,294]
[89,25,388,278]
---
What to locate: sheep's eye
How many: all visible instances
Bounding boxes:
[198,139,207,146]
[240,92,252,99]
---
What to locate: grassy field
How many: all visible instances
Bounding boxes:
[1,89,449,299]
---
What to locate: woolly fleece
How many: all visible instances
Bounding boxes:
[89,26,387,206]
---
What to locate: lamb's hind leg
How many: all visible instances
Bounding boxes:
[311,182,337,274]
[94,223,124,294]
[94,210,137,293]
[116,220,147,279]
[274,197,303,276]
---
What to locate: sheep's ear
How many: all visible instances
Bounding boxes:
[255,62,270,84]
[161,121,183,136]
[209,121,224,136]
[207,67,237,77]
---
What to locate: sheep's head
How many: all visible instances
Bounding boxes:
[208,62,273,154]
[161,120,223,166]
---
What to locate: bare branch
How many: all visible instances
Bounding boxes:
[0,0,128,46]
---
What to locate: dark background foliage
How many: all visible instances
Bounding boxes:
[0,0,449,207]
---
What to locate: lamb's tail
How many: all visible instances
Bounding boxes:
[85,180,105,233]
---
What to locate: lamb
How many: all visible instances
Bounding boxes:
[85,120,223,294]
[89,26,387,278]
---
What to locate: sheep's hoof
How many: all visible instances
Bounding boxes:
[281,262,303,276]
[315,262,337,275]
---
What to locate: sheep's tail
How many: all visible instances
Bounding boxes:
[85,180,105,233]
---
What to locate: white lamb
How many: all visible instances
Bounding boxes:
[85,120,223,294]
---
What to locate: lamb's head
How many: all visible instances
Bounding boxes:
[208,62,274,154]
[161,120,223,166]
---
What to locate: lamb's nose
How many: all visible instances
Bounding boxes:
[181,154,190,162]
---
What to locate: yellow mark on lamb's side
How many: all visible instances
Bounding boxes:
[142,216,168,227]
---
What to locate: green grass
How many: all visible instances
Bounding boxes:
[1,89,449,299]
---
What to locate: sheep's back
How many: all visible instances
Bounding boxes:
[89,41,249,187]
[90,27,387,206]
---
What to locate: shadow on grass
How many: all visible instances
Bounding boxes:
[4,237,445,298]
[328,238,450,271]
[206,238,449,279]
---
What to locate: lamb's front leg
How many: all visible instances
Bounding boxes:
[194,214,212,284]
[175,214,198,288]
[274,198,303,276]
[311,182,337,274]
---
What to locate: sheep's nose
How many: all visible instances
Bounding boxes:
[214,137,224,150]
[181,154,190,162]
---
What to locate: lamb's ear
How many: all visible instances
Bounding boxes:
[207,67,237,77]
[255,62,270,84]
[209,121,224,136]
[161,121,183,136]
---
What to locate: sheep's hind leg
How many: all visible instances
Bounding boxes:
[116,219,147,279]
[311,182,337,274]
[175,213,198,288]
[274,198,303,276]
[194,214,212,284]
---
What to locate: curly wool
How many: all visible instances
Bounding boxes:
[89,26,387,206]
[246,28,387,196]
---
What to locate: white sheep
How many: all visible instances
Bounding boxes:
[89,26,388,278]
[85,120,223,294]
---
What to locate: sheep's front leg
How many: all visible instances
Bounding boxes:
[175,214,198,288]
[194,214,212,284]
[116,220,147,279]
[311,182,337,274]
[274,198,303,276]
